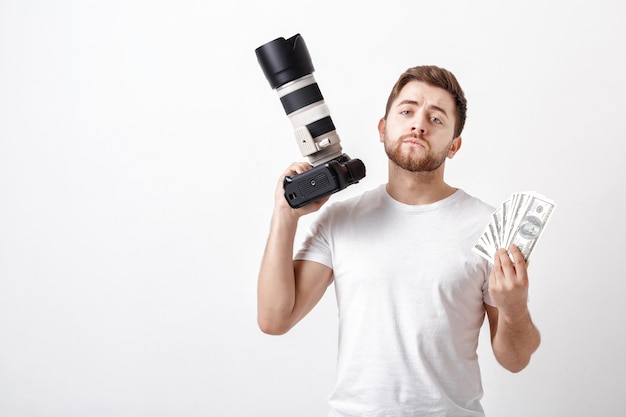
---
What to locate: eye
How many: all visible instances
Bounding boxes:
[400,109,412,116]
[430,116,442,125]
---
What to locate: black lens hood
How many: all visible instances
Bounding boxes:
[255,33,315,89]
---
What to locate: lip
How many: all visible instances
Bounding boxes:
[402,137,427,148]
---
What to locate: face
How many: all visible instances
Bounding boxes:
[379,80,461,172]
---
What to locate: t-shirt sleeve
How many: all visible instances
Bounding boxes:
[483,277,495,307]
[294,213,333,269]
[482,264,495,306]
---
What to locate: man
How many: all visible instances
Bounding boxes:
[257,65,540,416]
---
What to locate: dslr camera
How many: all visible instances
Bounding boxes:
[255,34,366,208]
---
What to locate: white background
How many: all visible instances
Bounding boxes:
[1,1,624,416]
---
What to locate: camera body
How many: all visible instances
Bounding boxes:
[255,34,366,208]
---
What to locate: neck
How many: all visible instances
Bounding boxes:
[386,163,457,205]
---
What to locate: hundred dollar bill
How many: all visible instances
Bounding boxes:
[473,191,556,264]
[503,192,532,249]
[499,198,511,247]
[490,205,504,248]
[506,194,556,261]
[473,236,495,264]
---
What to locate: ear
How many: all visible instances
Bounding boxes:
[447,136,462,158]
[377,118,386,143]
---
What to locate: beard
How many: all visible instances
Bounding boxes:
[383,133,451,172]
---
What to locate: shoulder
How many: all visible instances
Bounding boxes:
[322,184,387,217]
[453,189,495,216]
[304,185,386,233]
[442,190,496,239]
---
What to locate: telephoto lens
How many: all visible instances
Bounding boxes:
[255,34,366,208]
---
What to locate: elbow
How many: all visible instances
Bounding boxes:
[493,349,531,373]
[257,315,291,336]
[495,327,541,373]
[498,338,541,373]
[502,357,530,373]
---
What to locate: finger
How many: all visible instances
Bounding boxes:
[296,195,331,216]
[277,163,312,189]
[508,244,528,281]
[284,162,312,177]
[495,247,516,279]
[491,248,509,284]
[490,250,501,287]
[493,247,503,271]
[494,247,510,268]
[508,244,525,264]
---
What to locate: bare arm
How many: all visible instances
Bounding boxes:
[257,163,333,335]
[486,244,541,373]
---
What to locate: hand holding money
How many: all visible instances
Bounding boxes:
[474,192,556,264]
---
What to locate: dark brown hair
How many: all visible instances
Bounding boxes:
[384,65,467,138]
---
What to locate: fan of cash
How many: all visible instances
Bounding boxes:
[473,191,556,264]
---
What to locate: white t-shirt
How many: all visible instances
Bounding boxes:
[295,185,495,417]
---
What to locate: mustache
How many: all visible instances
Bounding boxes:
[400,132,421,140]
[399,132,428,145]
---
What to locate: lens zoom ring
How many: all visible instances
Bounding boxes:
[280,83,324,114]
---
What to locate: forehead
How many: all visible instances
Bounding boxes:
[395,80,456,113]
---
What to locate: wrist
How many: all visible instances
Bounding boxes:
[498,306,532,326]
[271,205,300,229]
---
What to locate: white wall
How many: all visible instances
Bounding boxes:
[1,1,624,416]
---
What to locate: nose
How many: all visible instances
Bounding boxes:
[411,120,427,136]
[410,113,427,135]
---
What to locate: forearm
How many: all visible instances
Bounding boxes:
[492,308,541,373]
[257,208,300,334]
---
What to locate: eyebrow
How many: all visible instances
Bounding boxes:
[397,99,449,118]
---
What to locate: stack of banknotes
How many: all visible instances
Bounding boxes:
[473,191,556,264]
